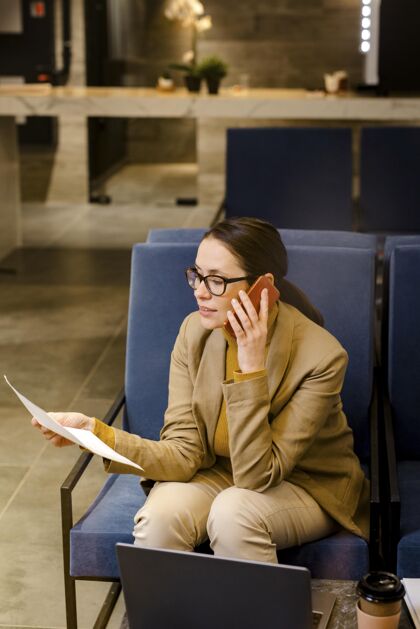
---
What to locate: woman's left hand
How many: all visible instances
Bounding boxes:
[31,412,94,447]
[226,288,269,373]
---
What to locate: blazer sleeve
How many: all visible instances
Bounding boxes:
[222,346,348,492]
[106,316,205,480]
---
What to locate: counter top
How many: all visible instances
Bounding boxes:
[1,85,420,120]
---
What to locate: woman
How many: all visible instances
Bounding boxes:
[32,217,369,563]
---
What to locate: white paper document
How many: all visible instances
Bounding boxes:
[403,579,420,629]
[4,375,143,471]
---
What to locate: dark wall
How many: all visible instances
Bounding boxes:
[379,0,420,92]
[85,0,127,187]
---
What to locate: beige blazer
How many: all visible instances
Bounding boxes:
[108,301,370,540]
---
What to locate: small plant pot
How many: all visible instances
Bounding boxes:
[184,75,202,93]
[205,77,221,95]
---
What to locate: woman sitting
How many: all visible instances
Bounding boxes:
[33,217,369,563]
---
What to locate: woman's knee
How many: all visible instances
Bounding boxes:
[133,499,185,549]
[207,487,270,555]
[133,482,209,551]
[207,487,242,533]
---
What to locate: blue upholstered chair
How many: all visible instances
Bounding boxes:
[222,127,353,230]
[383,235,420,261]
[360,127,420,232]
[381,240,420,576]
[277,245,377,578]
[379,236,420,369]
[147,228,380,579]
[147,227,376,249]
[61,241,378,628]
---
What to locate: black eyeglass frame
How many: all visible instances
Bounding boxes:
[185,266,253,296]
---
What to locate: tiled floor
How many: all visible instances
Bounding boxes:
[0,164,217,628]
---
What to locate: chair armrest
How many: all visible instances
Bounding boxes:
[61,387,125,496]
[368,368,382,569]
[369,368,381,507]
[60,389,126,585]
[383,395,400,507]
[374,366,400,572]
[383,392,400,572]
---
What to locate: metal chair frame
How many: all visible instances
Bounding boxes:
[61,389,125,629]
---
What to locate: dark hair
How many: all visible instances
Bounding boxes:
[202,217,288,287]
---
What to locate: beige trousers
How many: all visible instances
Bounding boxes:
[133,463,338,563]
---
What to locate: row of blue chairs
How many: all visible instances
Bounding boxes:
[223,126,420,232]
[381,236,420,576]
[60,229,420,628]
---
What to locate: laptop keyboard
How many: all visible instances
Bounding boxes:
[312,611,323,627]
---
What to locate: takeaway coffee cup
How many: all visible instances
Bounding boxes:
[356,572,405,628]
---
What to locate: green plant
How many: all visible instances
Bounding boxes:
[169,62,201,78]
[197,56,228,79]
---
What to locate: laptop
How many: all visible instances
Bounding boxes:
[117,544,335,629]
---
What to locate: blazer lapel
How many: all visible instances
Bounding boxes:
[192,327,226,448]
[191,302,295,445]
[266,301,295,399]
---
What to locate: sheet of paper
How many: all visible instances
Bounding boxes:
[4,375,143,471]
[403,579,420,629]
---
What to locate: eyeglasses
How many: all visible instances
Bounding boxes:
[185,266,252,296]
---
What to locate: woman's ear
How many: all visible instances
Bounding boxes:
[264,273,275,285]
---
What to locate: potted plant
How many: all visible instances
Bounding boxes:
[169,59,202,93]
[165,0,212,93]
[197,56,228,94]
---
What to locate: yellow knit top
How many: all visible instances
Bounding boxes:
[213,329,266,457]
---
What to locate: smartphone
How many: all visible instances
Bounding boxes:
[223,275,280,338]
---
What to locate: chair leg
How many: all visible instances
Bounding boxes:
[61,484,78,628]
[93,582,122,629]
[64,571,78,629]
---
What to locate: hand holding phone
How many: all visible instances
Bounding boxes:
[224,275,280,338]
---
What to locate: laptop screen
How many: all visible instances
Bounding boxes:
[117,544,316,629]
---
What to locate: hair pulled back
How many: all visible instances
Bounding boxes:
[203,217,287,288]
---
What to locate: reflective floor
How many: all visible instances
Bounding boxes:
[0,164,216,628]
